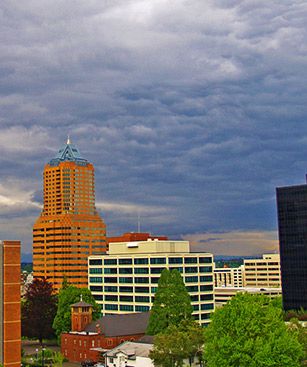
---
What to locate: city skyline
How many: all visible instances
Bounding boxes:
[1,1,307,257]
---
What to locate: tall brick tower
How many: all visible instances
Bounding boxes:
[0,240,21,367]
[33,138,107,292]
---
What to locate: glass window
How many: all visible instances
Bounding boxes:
[200,275,213,282]
[169,257,183,264]
[185,266,198,273]
[135,296,150,303]
[186,285,198,292]
[184,257,197,264]
[104,277,117,283]
[120,295,133,302]
[134,268,149,274]
[200,294,213,301]
[119,286,133,293]
[151,277,160,283]
[150,258,166,265]
[120,305,134,311]
[135,277,149,284]
[150,267,165,274]
[119,258,133,265]
[201,303,214,310]
[199,257,212,264]
[105,304,118,311]
[200,285,213,292]
[89,277,102,283]
[135,305,150,312]
[89,259,102,266]
[104,259,117,265]
[185,276,198,283]
[134,258,149,265]
[104,286,117,292]
[104,268,117,274]
[105,295,118,301]
[119,277,133,283]
[90,285,103,292]
[119,268,133,274]
[169,267,183,273]
[199,266,213,273]
[90,268,102,274]
[135,287,149,293]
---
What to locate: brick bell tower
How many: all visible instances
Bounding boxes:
[71,295,93,332]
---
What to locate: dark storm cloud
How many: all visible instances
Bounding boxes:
[1,0,307,255]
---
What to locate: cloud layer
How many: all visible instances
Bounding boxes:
[1,1,307,256]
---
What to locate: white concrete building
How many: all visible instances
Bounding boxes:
[88,239,214,326]
[105,342,154,367]
[214,266,243,287]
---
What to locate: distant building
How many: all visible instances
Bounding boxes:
[33,138,107,292]
[88,239,214,326]
[243,254,281,288]
[276,181,307,310]
[214,266,244,287]
[0,240,21,367]
[214,287,282,307]
[61,300,149,363]
[107,232,168,244]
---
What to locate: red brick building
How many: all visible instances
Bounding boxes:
[0,240,21,367]
[61,300,149,362]
[107,232,168,244]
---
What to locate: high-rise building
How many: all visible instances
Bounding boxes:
[33,139,107,292]
[214,266,243,287]
[276,181,307,310]
[88,239,214,326]
[0,240,21,367]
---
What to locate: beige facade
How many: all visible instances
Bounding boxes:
[215,287,282,307]
[214,266,243,287]
[243,254,281,288]
[88,240,214,326]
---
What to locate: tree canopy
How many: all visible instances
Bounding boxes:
[150,320,204,367]
[52,285,101,338]
[204,293,304,367]
[146,268,193,335]
[22,278,57,344]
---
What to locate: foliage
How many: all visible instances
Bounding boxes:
[22,278,57,344]
[147,269,193,335]
[204,293,304,367]
[150,320,204,367]
[52,285,101,338]
[53,351,65,367]
[288,318,307,365]
[285,308,307,322]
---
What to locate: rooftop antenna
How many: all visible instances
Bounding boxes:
[80,294,83,302]
[137,212,141,233]
[67,134,71,144]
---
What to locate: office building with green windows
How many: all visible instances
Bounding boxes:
[88,239,214,325]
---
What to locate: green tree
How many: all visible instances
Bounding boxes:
[22,278,57,344]
[204,293,304,367]
[147,269,193,335]
[52,285,101,339]
[150,320,204,367]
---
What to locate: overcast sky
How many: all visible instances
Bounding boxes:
[1,0,307,258]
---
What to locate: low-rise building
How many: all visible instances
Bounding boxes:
[61,300,150,363]
[105,341,154,367]
[214,266,243,287]
[214,286,282,307]
[243,254,281,288]
[88,239,214,326]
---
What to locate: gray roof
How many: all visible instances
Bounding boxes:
[49,139,89,166]
[71,301,93,308]
[85,312,150,337]
[105,341,153,358]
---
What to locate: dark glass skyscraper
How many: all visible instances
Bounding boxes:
[276,182,307,311]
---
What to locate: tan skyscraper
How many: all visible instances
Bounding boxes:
[33,139,107,292]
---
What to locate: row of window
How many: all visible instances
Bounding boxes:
[89,256,212,266]
[90,284,214,293]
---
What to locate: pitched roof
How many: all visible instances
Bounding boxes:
[49,138,89,166]
[84,312,150,337]
[105,341,153,358]
[71,301,92,308]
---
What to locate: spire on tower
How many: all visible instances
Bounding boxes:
[67,135,71,145]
